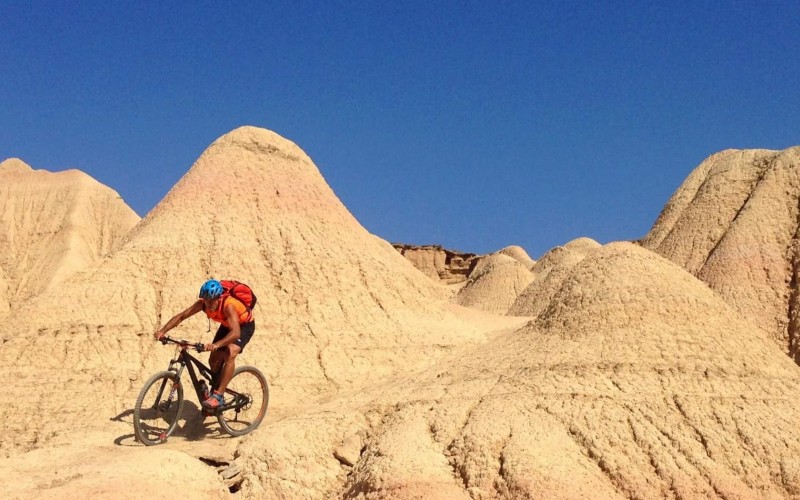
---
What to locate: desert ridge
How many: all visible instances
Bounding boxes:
[0,158,140,318]
[235,242,800,498]
[643,147,800,356]
[1,126,486,459]
[3,130,800,498]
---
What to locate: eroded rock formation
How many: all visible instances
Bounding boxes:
[454,253,534,314]
[642,147,800,357]
[508,237,601,317]
[6,132,800,498]
[0,158,140,313]
[392,243,480,283]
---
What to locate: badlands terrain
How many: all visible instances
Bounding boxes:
[1,127,800,499]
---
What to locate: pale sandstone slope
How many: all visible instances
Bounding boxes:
[497,244,535,269]
[0,267,8,317]
[454,253,533,314]
[2,126,482,458]
[0,158,140,313]
[642,147,800,355]
[393,244,480,283]
[0,444,230,500]
[508,237,600,316]
[393,245,446,280]
[235,242,800,498]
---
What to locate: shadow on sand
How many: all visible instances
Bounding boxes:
[111,400,227,446]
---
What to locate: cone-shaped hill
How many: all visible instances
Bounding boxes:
[507,237,600,317]
[642,147,800,356]
[68,126,452,329]
[497,245,535,269]
[454,253,533,314]
[4,127,484,456]
[0,158,140,314]
[236,242,800,498]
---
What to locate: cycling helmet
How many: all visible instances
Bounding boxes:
[199,279,223,299]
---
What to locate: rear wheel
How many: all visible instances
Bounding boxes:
[217,366,269,436]
[134,371,185,445]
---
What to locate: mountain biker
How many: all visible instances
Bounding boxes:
[153,279,255,411]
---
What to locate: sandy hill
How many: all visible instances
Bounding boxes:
[1,444,229,499]
[642,147,800,356]
[454,253,533,314]
[508,237,600,316]
[2,127,484,459]
[0,158,140,315]
[233,242,800,498]
[7,136,800,499]
[497,244,535,269]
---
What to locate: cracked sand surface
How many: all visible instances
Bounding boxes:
[3,130,800,498]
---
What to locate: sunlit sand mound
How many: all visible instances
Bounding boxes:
[233,242,800,498]
[643,147,800,356]
[454,254,533,314]
[0,443,229,499]
[0,158,139,313]
[507,237,600,316]
[530,237,599,280]
[35,126,445,328]
[3,127,482,457]
[497,245,535,269]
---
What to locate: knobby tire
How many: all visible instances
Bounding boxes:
[217,365,269,437]
[134,370,185,445]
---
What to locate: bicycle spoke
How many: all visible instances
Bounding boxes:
[134,372,185,445]
[217,366,268,436]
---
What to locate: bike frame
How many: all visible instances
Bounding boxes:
[169,347,215,403]
[134,335,267,445]
[155,337,251,412]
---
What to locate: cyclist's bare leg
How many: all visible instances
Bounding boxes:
[209,350,225,379]
[216,344,241,393]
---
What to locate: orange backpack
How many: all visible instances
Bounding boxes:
[220,280,257,311]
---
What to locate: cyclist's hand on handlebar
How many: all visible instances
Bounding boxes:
[205,343,218,352]
[154,330,165,341]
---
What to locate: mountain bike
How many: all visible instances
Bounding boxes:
[133,335,269,446]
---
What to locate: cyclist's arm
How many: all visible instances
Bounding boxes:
[208,303,241,350]
[154,299,204,339]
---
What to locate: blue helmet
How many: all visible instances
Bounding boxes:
[199,279,223,300]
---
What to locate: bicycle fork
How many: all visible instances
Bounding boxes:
[152,359,186,409]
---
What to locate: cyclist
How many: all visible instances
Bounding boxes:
[154,279,255,411]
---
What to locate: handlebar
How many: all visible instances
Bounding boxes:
[160,335,205,352]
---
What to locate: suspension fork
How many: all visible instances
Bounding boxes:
[153,353,187,405]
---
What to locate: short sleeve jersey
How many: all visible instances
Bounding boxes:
[204,296,252,326]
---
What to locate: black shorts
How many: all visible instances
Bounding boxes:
[213,321,255,352]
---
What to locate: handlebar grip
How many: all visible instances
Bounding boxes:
[195,343,205,352]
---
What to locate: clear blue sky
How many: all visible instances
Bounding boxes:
[2,1,798,257]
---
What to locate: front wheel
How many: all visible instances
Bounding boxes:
[134,370,185,445]
[217,366,269,436]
